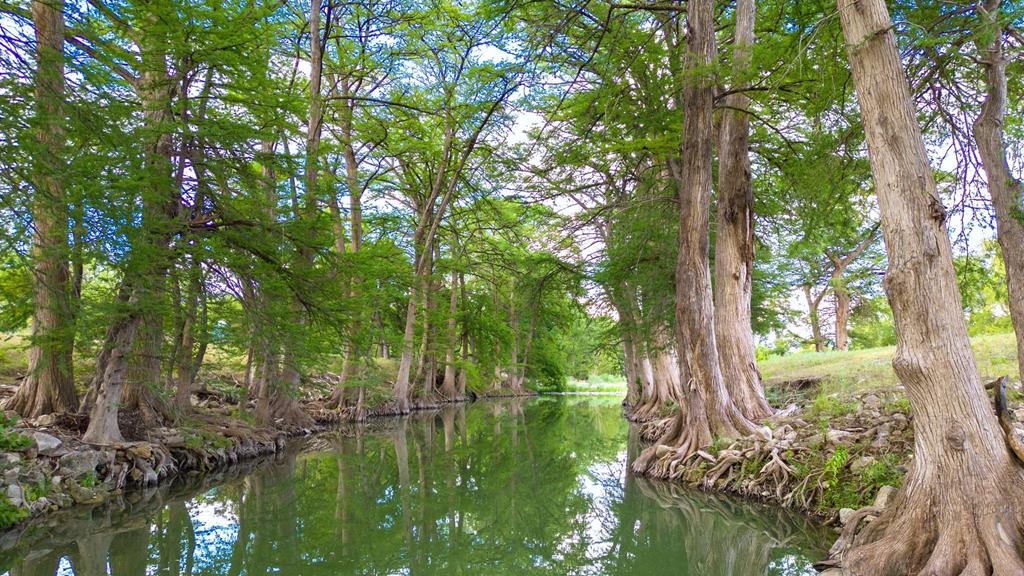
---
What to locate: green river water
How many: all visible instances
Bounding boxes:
[1,396,832,575]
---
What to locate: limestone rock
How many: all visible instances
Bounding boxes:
[850,456,876,472]
[873,485,898,509]
[127,443,153,460]
[862,394,883,410]
[5,484,23,508]
[34,414,57,427]
[59,449,111,480]
[64,481,102,505]
[826,429,853,445]
[30,432,62,456]
[839,507,855,525]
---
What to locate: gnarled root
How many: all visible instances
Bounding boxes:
[632,403,767,479]
[832,467,1024,576]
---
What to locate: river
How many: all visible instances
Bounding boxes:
[1,396,831,575]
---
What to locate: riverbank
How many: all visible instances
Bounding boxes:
[2,396,830,575]
[0,380,536,533]
[628,375,1024,530]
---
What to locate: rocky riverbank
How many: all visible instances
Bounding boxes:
[628,378,1024,529]
[0,409,304,531]
[0,382,539,533]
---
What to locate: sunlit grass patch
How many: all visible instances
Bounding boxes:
[761,331,1019,395]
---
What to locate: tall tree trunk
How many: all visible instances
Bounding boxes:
[173,254,200,411]
[803,284,827,352]
[633,0,760,476]
[83,13,178,444]
[972,0,1024,377]
[621,327,641,408]
[394,281,419,414]
[329,69,365,409]
[326,178,351,410]
[413,244,437,398]
[828,228,877,352]
[713,0,771,420]
[456,272,468,398]
[833,283,851,352]
[829,0,1024,572]
[633,326,682,422]
[258,0,322,429]
[441,271,459,400]
[6,0,77,418]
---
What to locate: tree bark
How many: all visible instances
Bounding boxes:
[713,0,771,421]
[830,0,1024,572]
[803,284,827,352]
[328,66,366,409]
[828,228,877,352]
[972,0,1024,378]
[440,271,459,400]
[6,0,77,418]
[833,285,851,351]
[172,255,201,411]
[634,0,761,476]
[83,11,178,444]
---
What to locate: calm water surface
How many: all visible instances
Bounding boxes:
[1,396,832,575]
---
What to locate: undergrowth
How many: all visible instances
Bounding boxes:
[0,414,30,451]
[0,496,27,530]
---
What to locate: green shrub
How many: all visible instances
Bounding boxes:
[809,393,860,420]
[820,446,851,510]
[0,414,31,451]
[884,397,911,413]
[0,496,27,529]
[25,479,50,502]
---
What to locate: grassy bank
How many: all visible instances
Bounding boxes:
[759,331,1020,394]
[559,375,628,394]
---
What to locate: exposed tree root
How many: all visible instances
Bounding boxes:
[993,376,1024,465]
[259,391,315,430]
[818,379,1024,575]
[831,474,1024,576]
[632,401,768,479]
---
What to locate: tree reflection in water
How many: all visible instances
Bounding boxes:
[1,397,830,575]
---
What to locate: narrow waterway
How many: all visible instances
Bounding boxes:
[1,396,831,575]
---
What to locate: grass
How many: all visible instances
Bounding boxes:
[562,374,627,393]
[760,332,1019,396]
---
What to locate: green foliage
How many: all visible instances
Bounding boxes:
[820,450,904,512]
[0,259,30,332]
[79,472,98,489]
[25,478,50,502]
[955,241,1015,336]
[708,436,733,455]
[0,496,27,530]
[0,414,31,451]
[808,394,860,420]
[884,397,911,414]
[858,454,904,491]
[820,446,849,506]
[848,297,897,350]
[181,425,234,451]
